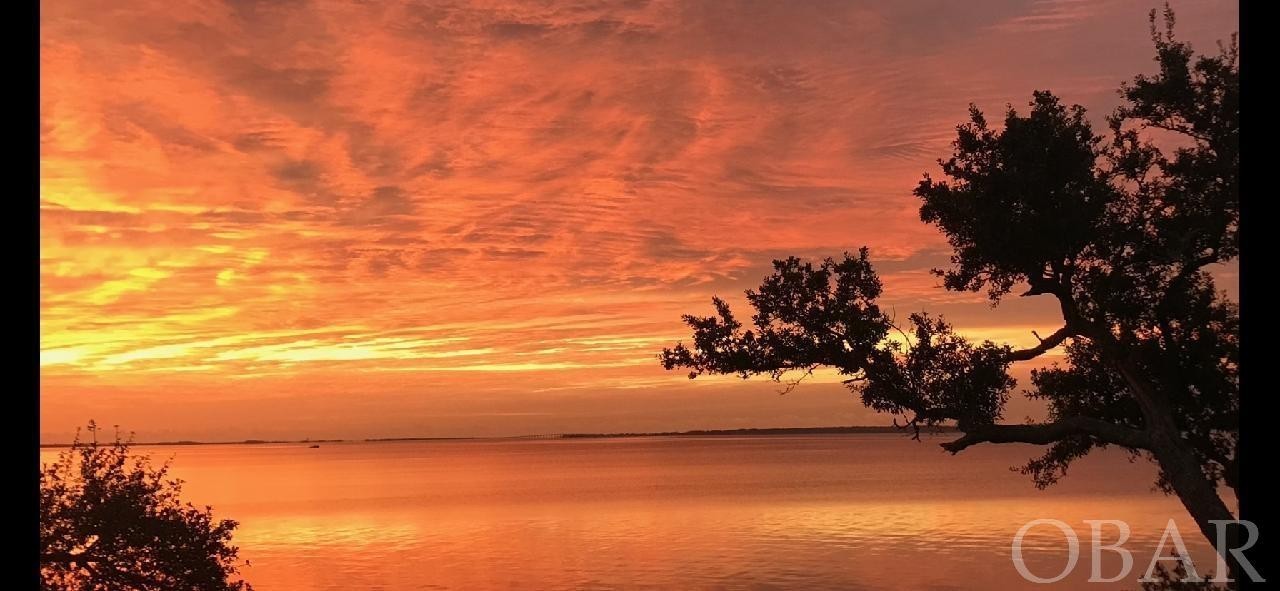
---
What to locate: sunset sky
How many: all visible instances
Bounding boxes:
[40,0,1238,442]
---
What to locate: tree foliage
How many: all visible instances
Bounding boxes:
[40,422,252,591]
[660,4,1240,567]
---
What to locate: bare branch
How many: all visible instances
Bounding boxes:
[777,365,817,395]
[1008,326,1073,361]
[940,416,1150,454]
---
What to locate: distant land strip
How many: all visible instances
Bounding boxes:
[557,425,959,438]
[39,425,958,448]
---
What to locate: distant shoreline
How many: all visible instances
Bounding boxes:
[39,425,958,448]
[557,425,958,439]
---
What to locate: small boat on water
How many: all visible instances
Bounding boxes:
[308,444,320,448]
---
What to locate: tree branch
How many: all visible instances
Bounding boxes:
[41,550,157,589]
[1008,326,1073,361]
[41,551,89,565]
[940,416,1150,453]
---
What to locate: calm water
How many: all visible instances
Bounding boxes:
[43,435,1227,590]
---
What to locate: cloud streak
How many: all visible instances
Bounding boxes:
[40,0,1238,441]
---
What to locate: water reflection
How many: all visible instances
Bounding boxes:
[42,435,1227,590]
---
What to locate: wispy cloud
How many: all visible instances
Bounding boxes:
[39,0,1238,440]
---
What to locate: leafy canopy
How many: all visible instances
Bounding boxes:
[40,422,252,591]
[661,6,1238,495]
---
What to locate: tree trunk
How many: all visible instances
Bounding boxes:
[1150,432,1242,584]
[1108,354,1244,583]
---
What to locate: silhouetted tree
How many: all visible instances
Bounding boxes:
[40,421,252,591]
[662,6,1242,580]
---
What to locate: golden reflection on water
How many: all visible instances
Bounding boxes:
[42,435,1230,590]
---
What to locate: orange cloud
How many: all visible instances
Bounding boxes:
[39,0,1239,442]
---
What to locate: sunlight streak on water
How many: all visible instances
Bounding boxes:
[43,435,1227,590]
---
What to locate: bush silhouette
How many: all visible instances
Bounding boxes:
[40,421,252,590]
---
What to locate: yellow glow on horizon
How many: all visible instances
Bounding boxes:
[41,347,93,367]
[39,0,1236,440]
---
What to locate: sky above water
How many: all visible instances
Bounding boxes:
[39,0,1239,442]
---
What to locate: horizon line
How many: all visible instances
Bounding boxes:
[38,424,962,448]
